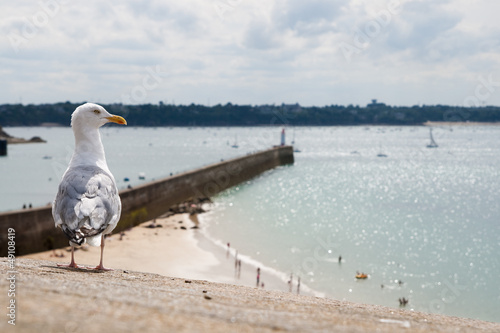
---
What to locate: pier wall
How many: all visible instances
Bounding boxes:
[0,146,294,256]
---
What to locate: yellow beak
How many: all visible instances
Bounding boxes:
[106,115,127,125]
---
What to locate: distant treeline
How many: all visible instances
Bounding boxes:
[1,101,499,126]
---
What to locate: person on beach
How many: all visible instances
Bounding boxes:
[297,277,301,295]
[226,242,230,259]
[257,267,261,287]
[338,255,342,263]
[234,250,239,277]
[237,260,242,279]
[288,273,293,292]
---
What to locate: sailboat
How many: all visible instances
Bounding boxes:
[377,151,388,158]
[426,128,438,148]
[291,128,301,152]
[231,135,239,148]
[377,144,387,157]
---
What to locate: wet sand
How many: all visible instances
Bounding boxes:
[22,213,298,295]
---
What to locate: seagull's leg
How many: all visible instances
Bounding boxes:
[93,234,113,271]
[57,246,83,269]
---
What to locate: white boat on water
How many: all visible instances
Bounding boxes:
[231,135,239,148]
[377,144,388,157]
[427,128,438,148]
[291,128,301,152]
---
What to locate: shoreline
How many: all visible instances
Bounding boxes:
[0,125,46,144]
[193,213,320,296]
[424,121,500,126]
[4,122,500,131]
[21,212,306,295]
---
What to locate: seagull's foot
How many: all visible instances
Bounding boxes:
[90,264,113,271]
[57,262,85,269]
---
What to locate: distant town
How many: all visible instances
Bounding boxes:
[1,100,499,127]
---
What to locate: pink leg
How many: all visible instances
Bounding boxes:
[57,246,84,269]
[92,234,112,271]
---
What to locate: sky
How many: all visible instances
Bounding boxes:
[1,0,500,107]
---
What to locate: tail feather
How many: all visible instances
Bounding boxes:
[61,217,106,246]
[61,224,85,246]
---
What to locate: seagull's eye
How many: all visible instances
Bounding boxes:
[93,110,100,114]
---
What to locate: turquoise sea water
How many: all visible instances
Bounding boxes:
[1,125,499,322]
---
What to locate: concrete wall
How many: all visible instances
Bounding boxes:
[0,146,294,256]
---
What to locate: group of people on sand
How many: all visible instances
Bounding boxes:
[229,242,309,292]
[228,243,266,288]
[229,243,265,288]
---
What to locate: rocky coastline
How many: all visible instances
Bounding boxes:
[0,125,46,144]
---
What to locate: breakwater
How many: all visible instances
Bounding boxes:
[0,146,294,256]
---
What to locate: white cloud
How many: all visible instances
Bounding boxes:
[0,0,499,106]
[272,0,347,36]
[243,17,282,50]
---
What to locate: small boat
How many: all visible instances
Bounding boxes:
[355,273,368,279]
[138,172,146,180]
[231,135,239,148]
[290,128,301,152]
[377,144,387,157]
[426,128,438,148]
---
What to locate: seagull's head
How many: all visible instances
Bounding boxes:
[71,103,127,129]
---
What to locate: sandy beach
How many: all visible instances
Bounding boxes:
[22,212,299,295]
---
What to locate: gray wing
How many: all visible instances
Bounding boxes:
[52,165,121,245]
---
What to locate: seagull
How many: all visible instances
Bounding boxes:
[52,103,127,270]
